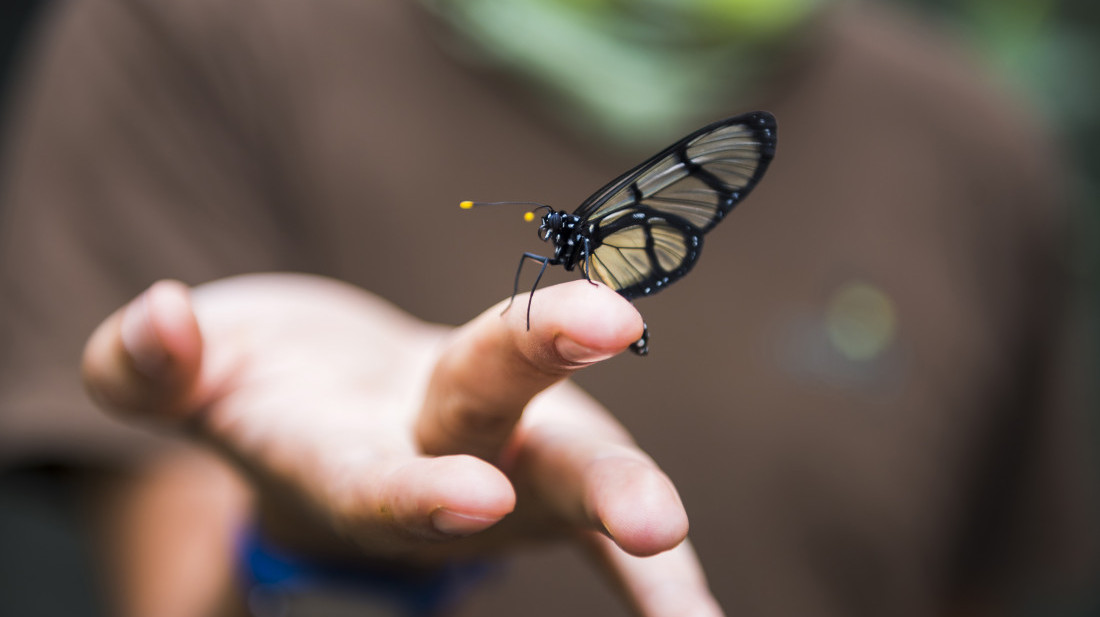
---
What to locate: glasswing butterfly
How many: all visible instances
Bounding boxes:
[463,111,777,355]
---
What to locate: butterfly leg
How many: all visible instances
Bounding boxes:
[523,253,553,331]
[505,252,552,331]
[581,237,599,288]
[506,252,545,313]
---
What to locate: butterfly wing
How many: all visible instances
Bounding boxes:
[585,209,704,299]
[578,111,777,297]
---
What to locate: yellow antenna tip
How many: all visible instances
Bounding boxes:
[459,200,474,209]
[523,211,536,222]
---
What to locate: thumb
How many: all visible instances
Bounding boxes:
[82,280,204,422]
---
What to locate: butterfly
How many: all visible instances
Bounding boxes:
[463,111,777,355]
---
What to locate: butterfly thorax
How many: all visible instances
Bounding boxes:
[540,210,588,271]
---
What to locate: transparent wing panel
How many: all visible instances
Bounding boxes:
[650,223,691,272]
[587,220,700,298]
[587,226,652,291]
[640,174,723,229]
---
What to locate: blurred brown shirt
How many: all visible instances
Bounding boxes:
[0,0,1093,615]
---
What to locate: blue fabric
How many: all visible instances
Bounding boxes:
[237,525,495,616]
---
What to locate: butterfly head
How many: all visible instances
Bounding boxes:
[539,210,560,240]
[537,209,582,242]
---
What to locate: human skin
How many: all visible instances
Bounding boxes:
[81,274,724,617]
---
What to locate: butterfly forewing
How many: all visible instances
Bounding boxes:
[576,112,775,223]
[641,175,727,230]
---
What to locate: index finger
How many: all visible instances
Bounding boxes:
[416,280,644,462]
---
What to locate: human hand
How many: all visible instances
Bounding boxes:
[82,273,723,616]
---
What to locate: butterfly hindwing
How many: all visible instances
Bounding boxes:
[584,208,703,299]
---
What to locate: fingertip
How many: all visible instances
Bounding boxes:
[602,501,690,558]
[515,280,645,367]
[82,280,203,421]
[119,281,189,378]
[429,454,517,522]
[143,280,202,374]
[367,455,515,540]
[590,459,689,557]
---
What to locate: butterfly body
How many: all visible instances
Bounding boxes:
[479,111,777,355]
[538,210,587,271]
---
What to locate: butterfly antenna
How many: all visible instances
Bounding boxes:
[460,201,552,222]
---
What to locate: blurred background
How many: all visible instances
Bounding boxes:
[887,0,1100,362]
[7,1,1093,347]
[0,0,1096,616]
[3,0,1098,210]
[877,6,1100,610]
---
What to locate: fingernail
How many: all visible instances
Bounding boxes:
[431,508,501,537]
[555,336,615,364]
[119,291,169,378]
